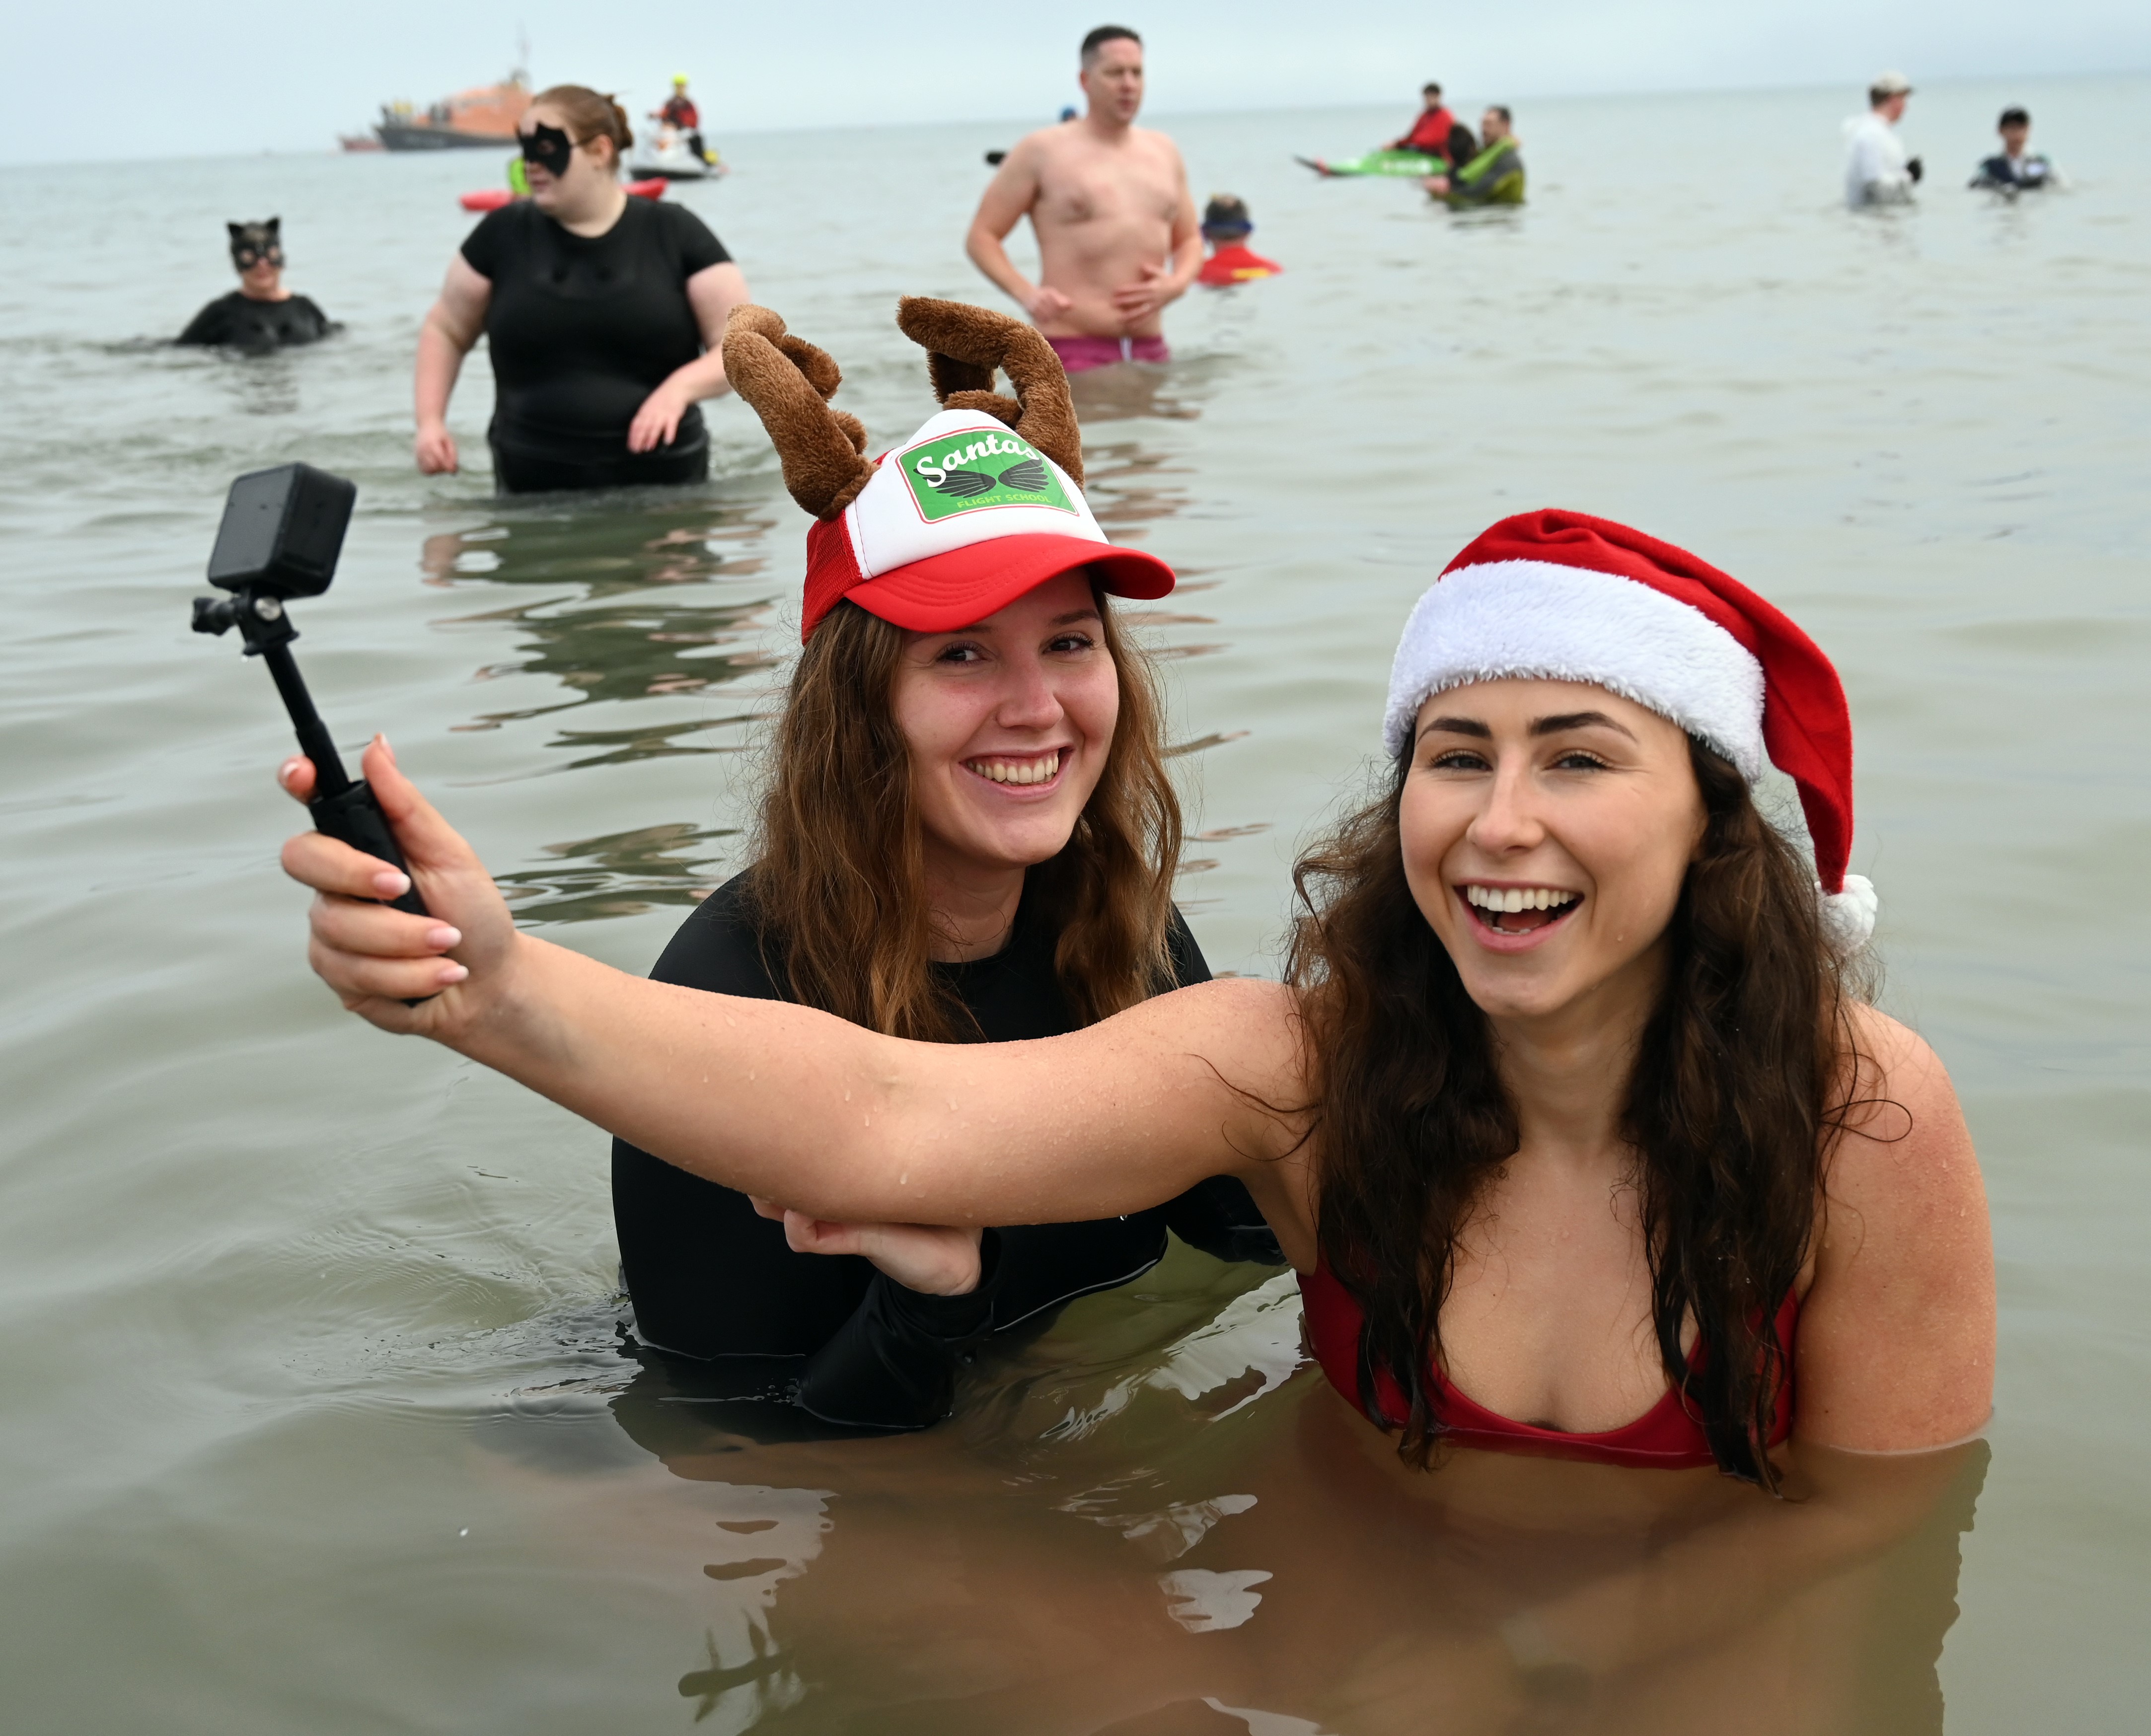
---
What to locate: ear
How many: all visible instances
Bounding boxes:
[266,217,281,235]
[227,223,245,240]
[896,296,1083,486]
[722,305,876,518]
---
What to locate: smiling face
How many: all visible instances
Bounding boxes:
[1399,679,1706,1030]
[889,569,1120,890]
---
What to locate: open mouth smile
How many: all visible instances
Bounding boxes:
[1461,882,1583,939]
[963,749,1063,789]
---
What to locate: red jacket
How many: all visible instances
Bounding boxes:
[1398,105,1457,156]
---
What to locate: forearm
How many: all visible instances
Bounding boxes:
[453,934,924,1218]
[965,225,1038,305]
[659,347,732,404]
[414,320,468,426]
[1518,1443,1974,1678]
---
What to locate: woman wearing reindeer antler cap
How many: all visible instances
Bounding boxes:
[601,298,1274,1429]
[281,442,1992,1523]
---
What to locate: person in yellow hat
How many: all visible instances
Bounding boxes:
[651,73,712,164]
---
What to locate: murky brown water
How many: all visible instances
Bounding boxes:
[1,76,2147,1733]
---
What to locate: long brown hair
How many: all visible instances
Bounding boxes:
[743,586,1183,1041]
[1287,738,1873,1487]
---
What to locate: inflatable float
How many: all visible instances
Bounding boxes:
[459,178,668,212]
[1296,149,1440,178]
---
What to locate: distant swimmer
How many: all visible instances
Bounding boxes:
[414,85,751,492]
[1388,81,1477,168]
[176,219,337,351]
[1195,196,1282,285]
[651,73,712,166]
[1970,107,2058,193]
[965,24,1201,372]
[1845,72,1922,207]
[1423,107,1525,208]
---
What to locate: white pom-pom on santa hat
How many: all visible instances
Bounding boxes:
[1387,510,1874,954]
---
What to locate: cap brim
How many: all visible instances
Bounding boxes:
[844,533,1174,633]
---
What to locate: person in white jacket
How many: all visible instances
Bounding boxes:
[1845,72,1923,207]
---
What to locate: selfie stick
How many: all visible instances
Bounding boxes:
[191,463,430,922]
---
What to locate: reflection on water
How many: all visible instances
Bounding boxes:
[1084,438,1196,541]
[474,1253,1986,1736]
[497,821,738,925]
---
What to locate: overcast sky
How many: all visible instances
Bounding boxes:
[7,0,2147,162]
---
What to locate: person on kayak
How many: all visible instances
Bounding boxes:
[177,219,337,351]
[1196,196,1283,285]
[965,25,1202,372]
[651,73,712,166]
[1389,82,1476,168]
[1970,107,2057,194]
[412,84,751,492]
[1424,108,1526,208]
[612,299,1277,1426]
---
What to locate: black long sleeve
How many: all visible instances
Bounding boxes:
[612,873,1280,1428]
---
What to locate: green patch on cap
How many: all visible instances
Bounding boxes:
[897,428,1077,523]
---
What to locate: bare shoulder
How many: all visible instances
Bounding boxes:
[1798,1003,1996,1449]
[1826,1005,1981,1209]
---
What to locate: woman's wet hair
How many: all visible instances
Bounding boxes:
[743,584,1184,1042]
[530,85,634,160]
[1286,736,1877,1489]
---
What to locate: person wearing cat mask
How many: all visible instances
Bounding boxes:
[415,84,750,492]
[177,219,337,350]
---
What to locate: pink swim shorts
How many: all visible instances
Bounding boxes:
[1046,333,1171,373]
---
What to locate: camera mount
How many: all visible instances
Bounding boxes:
[193,462,430,926]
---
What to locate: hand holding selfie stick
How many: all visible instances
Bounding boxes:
[191,463,429,923]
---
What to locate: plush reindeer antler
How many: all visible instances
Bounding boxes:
[896,296,1085,487]
[721,305,876,519]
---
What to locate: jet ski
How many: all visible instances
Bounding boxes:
[630,125,724,182]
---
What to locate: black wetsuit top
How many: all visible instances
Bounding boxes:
[611,871,1283,1430]
[1970,152,2055,192]
[458,198,731,493]
[176,291,336,350]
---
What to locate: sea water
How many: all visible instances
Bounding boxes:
[0,76,2147,1733]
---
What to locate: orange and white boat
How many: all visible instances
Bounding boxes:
[362,69,532,151]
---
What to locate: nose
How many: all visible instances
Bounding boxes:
[1466,755,1546,857]
[992,648,1065,732]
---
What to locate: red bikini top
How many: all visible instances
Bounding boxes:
[1297,1265,1798,1469]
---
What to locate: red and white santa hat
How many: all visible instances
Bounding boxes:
[1385,509,1876,950]
[801,409,1175,640]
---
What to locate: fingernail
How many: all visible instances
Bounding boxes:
[426,926,462,951]
[279,757,303,785]
[374,870,412,898]
[437,962,469,985]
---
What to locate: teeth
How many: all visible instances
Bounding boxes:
[1464,884,1578,912]
[967,751,1061,787]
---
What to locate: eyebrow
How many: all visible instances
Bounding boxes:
[940,606,1102,636]
[1530,711,1636,740]
[1415,710,1638,744]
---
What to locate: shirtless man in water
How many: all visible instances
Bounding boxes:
[965,25,1201,371]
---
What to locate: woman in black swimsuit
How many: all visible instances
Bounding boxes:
[608,303,1278,1427]
[412,85,751,493]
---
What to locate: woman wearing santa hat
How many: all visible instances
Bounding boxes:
[279,360,1992,1497]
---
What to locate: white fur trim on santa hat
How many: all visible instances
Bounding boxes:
[1383,560,1768,778]
[1819,873,1877,953]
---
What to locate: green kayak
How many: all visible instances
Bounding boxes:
[1295,149,1441,178]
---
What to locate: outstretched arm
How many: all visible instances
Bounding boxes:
[279,740,1315,1247]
